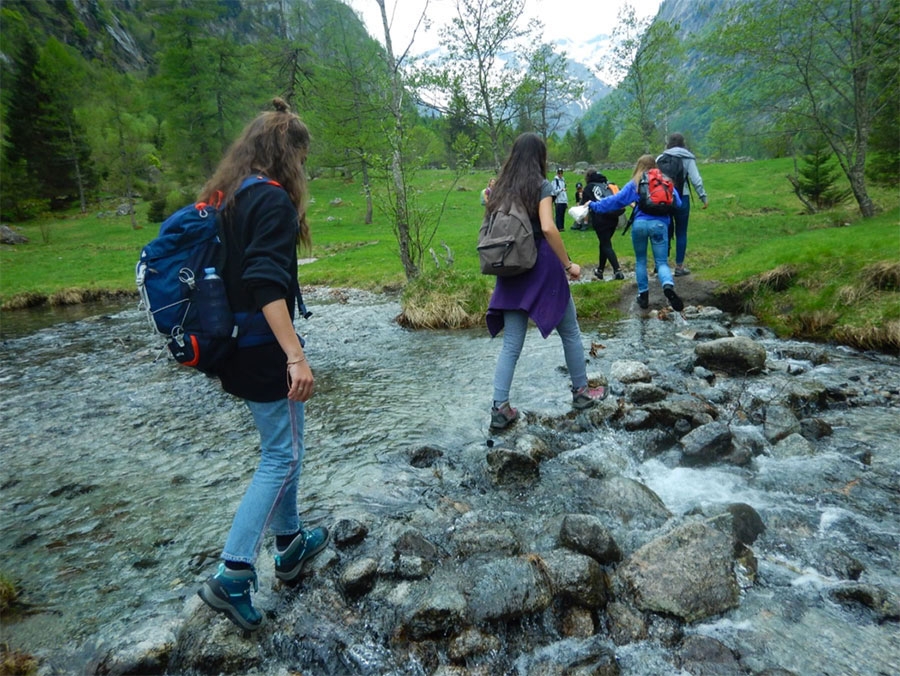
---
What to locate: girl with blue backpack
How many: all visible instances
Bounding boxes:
[195,98,329,632]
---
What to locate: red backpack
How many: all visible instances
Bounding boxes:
[637,168,676,216]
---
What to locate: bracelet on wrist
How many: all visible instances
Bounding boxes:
[565,262,573,271]
[286,356,306,367]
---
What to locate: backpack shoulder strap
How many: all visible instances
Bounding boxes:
[237,174,282,193]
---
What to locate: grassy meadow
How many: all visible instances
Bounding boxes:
[1,158,898,351]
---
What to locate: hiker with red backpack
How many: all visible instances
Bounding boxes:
[586,154,684,312]
[656,132,708,277]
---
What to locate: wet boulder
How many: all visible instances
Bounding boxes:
[558,513,622,564]
[540,550,609,609]
[614,520,740,623]
[464,556,554,622]
[829,582,900,621]
[592,476,672,532]
[513,635,620,676]
[448,628,501,661]
[86,618,179,675]
[679,421,734,465]
[725,503,766,550]
[452,521,521,557]
[486,445,539,484]
[606,600,648,645]
[556,446,627,479]
[764,403,801,443]
[730,425,768,460]
[332,517,369,547]
[610,359,652,384]
[694,336,767,375]
[626,382,668,404]
[339,557,378,597]
[167,603,264,674]
[772,432,814,458]
[401,582,468,640]
[641,397,717,430]
[675,634,744,676]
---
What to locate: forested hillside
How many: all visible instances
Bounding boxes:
[1,0,896,226]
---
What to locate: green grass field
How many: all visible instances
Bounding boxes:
[2,158,898,350]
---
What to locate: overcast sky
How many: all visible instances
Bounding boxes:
[343,0,664,67]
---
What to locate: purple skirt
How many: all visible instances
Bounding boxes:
[486,238,571,339]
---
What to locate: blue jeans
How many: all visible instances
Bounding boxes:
[222,398,305,564]
[631,217,674,293]
[492,297,588,405]
[671,194,690,266]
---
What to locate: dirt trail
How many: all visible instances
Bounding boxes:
[590,267,724,314]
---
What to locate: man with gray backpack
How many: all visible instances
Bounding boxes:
[655,132,709,276]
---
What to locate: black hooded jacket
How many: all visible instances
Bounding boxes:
[580,171,624,231]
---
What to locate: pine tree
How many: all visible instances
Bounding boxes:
[796,137,852,210]
[34,38,96,211]
[1,30,44,218]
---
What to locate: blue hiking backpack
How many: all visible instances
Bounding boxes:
[136,175,298,374]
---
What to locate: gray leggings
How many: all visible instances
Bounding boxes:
[492,297,588,405]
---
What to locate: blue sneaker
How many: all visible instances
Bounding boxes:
[274,526,329,583]
[197,563,262,631]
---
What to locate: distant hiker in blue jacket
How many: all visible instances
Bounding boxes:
[587,154,685,312]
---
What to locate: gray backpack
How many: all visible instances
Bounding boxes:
[477,199,538,276]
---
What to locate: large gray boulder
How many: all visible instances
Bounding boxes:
[614,520,740,623]
[694,336,767,375]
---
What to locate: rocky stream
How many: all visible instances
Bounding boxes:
[0,288,898,676]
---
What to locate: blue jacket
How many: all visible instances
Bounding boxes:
[587,180,681,226]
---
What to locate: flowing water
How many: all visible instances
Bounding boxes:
[0,290,898,675]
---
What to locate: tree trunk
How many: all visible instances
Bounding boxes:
[376,0,417,280]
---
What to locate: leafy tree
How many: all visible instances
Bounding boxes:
[87,69,158,228]
[588,115,615,163]
[518,43,585,140]
[710,0,898,217]
[568,123,590,164]
[301,0,391,224]
[441,85,481,167]
[372,0,474,281]
[437,0,539,169]
[706,117,741,160]
[865,3,900,186]
[149,2,252,184]
[607,5,684,154]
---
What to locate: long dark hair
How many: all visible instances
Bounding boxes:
[201,98,312,249]
[489,132,548,218]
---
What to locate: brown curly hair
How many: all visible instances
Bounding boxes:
[200,98,312,249]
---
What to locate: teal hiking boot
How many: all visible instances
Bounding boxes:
[274,526,329,583]
[197,563,262,631]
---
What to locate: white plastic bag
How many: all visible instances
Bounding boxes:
[568,204,589,223]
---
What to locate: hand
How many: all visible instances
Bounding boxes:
[702,200,709,210]
[287,360,314,402]
[566,262,582,280]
